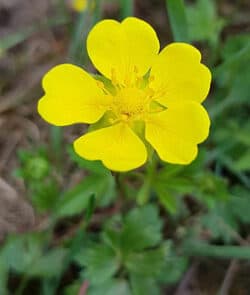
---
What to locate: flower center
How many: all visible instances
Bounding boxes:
[111,88,150,122]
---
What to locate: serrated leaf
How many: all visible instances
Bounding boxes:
[75,244,120,285]
[159,255,188,284]
[1,234,66,278]
[125,247,165,277]
[121,205,163,252]
[2,234,43,273]
[102,227,122,252]
[27,248,68,278]
[201,203,238,243]
[130,274,160,295]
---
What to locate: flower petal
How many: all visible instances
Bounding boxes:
[38,64,111,126]
[145,101,210,164]
[150,43,211,105]
[74,123,147,171]
[87,17,160,83]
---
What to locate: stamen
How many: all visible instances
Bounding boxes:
[96,80,109,94]
[108,117,119,124]
[149,75,155,82]
[111,68,118,85]
[124,73,131,87]
[134,65,139,74]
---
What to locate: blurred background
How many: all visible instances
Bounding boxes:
[0,0,250,294]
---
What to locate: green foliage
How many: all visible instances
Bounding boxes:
[87,279,131,295]
[153,154,230,214]
[55,147,115,218]
[72,206,187,294]
[1,234,67,278]
[120,205,163,252]
[186,0,225,46]
[166,0,189,42]
[3,0,250,294]
[77,244,119,284]
[15,147,60,213]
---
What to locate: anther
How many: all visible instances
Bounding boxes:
[149,75,155,82]
[134,65,139,74]
[111,68,118,85]
[96,80,109,94]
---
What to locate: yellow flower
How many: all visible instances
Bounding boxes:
[38,17,211,172]
[71,0,87,12]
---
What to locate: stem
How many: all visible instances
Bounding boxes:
[218,260,239,295]
[120,0,134,19]
[137,153,157,205]
[15,275,29,295]
[50,126,63,168]
[182,241,250,260]
[78,281,89,295]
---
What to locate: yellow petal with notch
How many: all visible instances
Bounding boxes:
[87,17,160,84]
[74,123,147,171]
[38,64,111,126]
[145,101,210,164]
[150,43,211,105]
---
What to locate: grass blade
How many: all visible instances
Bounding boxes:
[166,0,189,42]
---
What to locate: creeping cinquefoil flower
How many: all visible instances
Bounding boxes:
[38,17,211,171]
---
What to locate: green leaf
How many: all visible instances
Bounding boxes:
[186,0,225,45]
[125,247,165,277]
[88,279,131,295]
[154,168,195,214]
[121,205,163,252]
[202,208,237,243]
[212,35,250,108]
[75,244,120,285]
[130,275,160,295]
[27,248,68,278]
[2,234,42,273]
[85,194,96,224]
[31,179,59,213]
[234,151,250,172]
[63,282,81,295]
[1,234,67,278]
[157,188,179,215]
[68,146,109,175]
[196,173,229,206]
[55,173,115,217]
[0,29,34,56]
[160,255,188,284]
[222,34,250,60]
[166,0,189,42]
[230,187,250,224]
